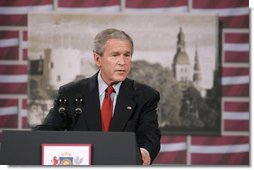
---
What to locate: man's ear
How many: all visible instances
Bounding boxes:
[93,52,101,67]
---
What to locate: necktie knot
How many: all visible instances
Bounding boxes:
[106,86,114,96]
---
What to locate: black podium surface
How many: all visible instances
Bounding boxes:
[0,130,141,165]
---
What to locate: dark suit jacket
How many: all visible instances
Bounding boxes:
[36,72,161,162]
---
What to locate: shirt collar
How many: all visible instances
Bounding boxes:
[97,71,122,96]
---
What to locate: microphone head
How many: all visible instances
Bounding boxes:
[74,94,83,104]
[56,94,67,104]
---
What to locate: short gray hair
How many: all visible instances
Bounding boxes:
[93,28,134,55]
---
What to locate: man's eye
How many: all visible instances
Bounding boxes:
[124,54,131,57]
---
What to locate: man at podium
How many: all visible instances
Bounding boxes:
[34,28,161,165]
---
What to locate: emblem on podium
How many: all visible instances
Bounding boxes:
[42,144,91,165]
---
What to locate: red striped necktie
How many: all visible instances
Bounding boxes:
[101,86,114,132]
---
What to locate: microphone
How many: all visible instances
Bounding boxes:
[55,95,68,120]
[74,98,83,114]
[58,98,67,113]
[54,94,84,130]
[74,95,83,125]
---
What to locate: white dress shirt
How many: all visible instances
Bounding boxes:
[97,71,122,115]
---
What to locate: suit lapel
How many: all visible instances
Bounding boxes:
[82,73,102,131]
[110,79,136,131]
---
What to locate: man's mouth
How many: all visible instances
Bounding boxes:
[115,70,126,73]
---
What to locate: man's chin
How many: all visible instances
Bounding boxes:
[113,75,127,82]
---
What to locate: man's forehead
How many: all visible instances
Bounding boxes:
[106,38,131,44]
[105,39,132,49]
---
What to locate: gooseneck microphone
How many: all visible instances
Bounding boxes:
[56,94,84,129]
[56,95,68,121]
[73,96,84,127]
[74,98,83,114]
[58,99,67,113]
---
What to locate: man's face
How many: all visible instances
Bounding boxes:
[94,38,132,85]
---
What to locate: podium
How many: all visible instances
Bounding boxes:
[0,130,141,165]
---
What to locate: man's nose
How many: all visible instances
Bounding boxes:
[117,55,125,65]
